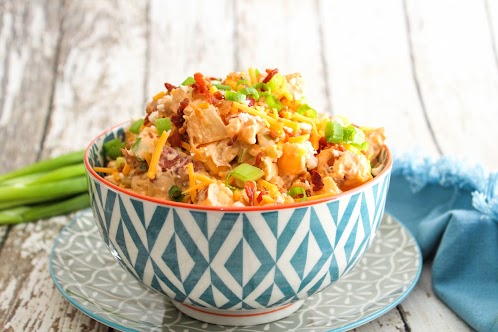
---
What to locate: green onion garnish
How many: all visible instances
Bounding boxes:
[168,185,185,202]
[214,83,232,90]
[239,87,260,100]
[325,121,344,143]
[181,76,196,86]
[155,117,172,134]
[103,138,125,159]
[297,104,317,118]
[324,121,367,148]
[252,82,269,91]
[266,95,283,111]
[266,73,285,91]
[225,91,247,103]
[235,78,251,89]
[116,157,126,168]
[225,163,264,189]
[287,186,307,201]
[129,119,144,134]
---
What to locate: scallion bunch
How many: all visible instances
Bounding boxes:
[0,151,90,225]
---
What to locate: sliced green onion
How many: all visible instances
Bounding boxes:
[181,76,196,86]
[287,186,307,201]
[168,185,185,202]
[297,104,317,118]
[255,68,260,77]
[325,121,344,143]
[116,157,126,169]
[129,119,144,134]
[213,83,231,90]
[104,138,125,159]
[267,73,285,91]
[239,87,260,100]
[225,91,247,103]
[226,163,264,189]
[155,117,172,134]
[325,121,367,148]
[235,78,251,89]
[266,95,283,111]
[252,82,268,91]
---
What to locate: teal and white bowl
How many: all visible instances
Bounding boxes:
[84,123,392,326]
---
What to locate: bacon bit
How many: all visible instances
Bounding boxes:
[245,181,256,206]
[168,128,182,147]
[213,90,223,100]
[164,82,177,92]
[257,189,267,204]
[269,130,279,139]
[255,152,263,166]
[194,72,209,93]
[171,98,189,128]
[311,170,324,191]
[263,68,279,84]
[327,157,335,167]
[227,134,238,146]
[247,97,255,106]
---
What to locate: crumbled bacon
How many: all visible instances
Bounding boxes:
[263,68,279,83]
[168,129,182,148]
[245,181,256,206]
[257,189,267,204]
[310,170,324,191]
[164,82,177,92]
[193,72,209,94]
[171,98,189,128]
[247,97,255,106]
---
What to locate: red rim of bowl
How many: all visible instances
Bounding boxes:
[84,122,393,212]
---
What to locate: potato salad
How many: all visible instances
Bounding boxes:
[97,68,386,207]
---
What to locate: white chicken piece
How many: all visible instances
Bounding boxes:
[331,150,372,190]
[259,156,278,182]
[197,183,234,206]
[197,139,239,176]
[226,113,265,145]
[186,103,229,147]
[363,127,386,162]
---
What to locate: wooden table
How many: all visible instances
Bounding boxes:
[1,0,495,330]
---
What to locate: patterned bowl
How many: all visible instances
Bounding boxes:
[84,123,392,326]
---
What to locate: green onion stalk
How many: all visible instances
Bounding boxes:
[0,150,90,225]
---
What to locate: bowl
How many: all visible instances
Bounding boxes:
[84,123,392,326]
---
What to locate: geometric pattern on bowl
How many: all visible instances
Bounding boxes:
[85,124,392,312]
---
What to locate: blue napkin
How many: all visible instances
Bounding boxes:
[385,155,498,332]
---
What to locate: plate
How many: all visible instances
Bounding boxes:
[50,209,421,332]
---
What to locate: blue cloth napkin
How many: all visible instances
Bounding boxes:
[385,155,498,332]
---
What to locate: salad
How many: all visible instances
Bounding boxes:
[96,68,386,207]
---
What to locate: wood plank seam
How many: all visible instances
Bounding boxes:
[36,2,65,160]
[402,0,443,155]
[484,0,498,73]
[315,0,333,115]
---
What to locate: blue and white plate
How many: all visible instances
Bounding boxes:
[50,209,421,332]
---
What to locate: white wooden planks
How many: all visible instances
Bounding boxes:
[320,0,440,155]
[406,0,498,170]
[147,0,235,97]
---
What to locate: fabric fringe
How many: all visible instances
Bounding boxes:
[392,152,497,222]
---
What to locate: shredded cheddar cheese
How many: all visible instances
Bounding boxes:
[147,130,169,179]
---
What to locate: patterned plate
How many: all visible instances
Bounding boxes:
[50,209,421,332]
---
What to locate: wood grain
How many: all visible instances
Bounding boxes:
[147,0,235,97]
[319,0,440,155]
[405,0,498,170]
[0,0,147,330]
[0,0,62,171]
[235,0,330,116]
